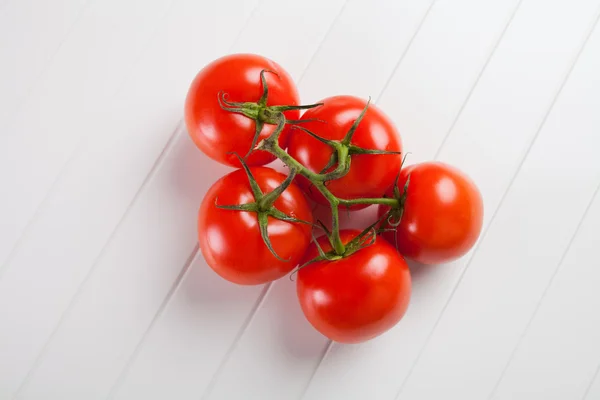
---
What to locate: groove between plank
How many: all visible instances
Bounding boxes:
[295,0,349,85]
[432,0,524,160]
[487,179,600,400]
[0,0,96,132]
[0,0,97,278]
[375,1,436,103]
[106,244,201,399]
[0,0,181,279]
[13,120,187,396]
[393,5,600,400]
[583,361,600,400]
[199,282,274,400]
[482,14,600,397]
[297,341,334,400]
[9,0,256,392]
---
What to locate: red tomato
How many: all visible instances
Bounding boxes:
[199,167,313,285]
[297,230,411,343]
[185,54,300,167]
[287,95,402,209]
[379,162,484,265]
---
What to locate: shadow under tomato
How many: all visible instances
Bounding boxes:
[267,276,332,360]
[167,124,231,203]
[406,258,434,280]
[180,248,263,307]
[163,125,259,307]
[164,125,360,357]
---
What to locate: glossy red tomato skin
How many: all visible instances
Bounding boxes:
[185,54,300,167]
[198,167,313,285]
[297,230,411,343]
[287,96,403,209]
[379,162,484,265]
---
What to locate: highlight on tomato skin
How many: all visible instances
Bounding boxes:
[287,95,403,210]
[379,161,484,265]
[296,230,412,344]
[184,53,300,167]
[198,167,313,285]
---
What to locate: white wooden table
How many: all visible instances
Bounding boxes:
[2,0,600,399]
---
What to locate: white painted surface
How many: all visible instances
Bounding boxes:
[2,1,600,399]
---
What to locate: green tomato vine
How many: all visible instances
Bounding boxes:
[216,70,409,267]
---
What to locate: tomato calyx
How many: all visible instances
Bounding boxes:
[215,154,312,261]
[217,70,323,158]
[377,169,412,250]
[218,75,403,258]
[291,214,387,279]
[292,97,402,182]
[255,109,402,256]
[389,162,411,218]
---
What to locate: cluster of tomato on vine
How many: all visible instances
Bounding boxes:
[184,54,483,344]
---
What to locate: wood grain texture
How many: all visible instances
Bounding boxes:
[2,1,600,399]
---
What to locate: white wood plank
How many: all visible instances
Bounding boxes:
[385,0,521,165]
[301,1,520,398]
[489,187,600,400]
[296,0,433,102]
[7,1,346,399]
[0,0,89,126]
[203,2,435,399]
[0,0,177,271]
[3,2,600,399]
[0,0,254,398]
[397,7,600,400]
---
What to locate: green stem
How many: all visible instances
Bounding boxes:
[315,182,345,254]
[339,197,400,207]
[260,139,348,253]
[218,73,406,261]
[258,115,404,256]
[258,168,297,210]
[265,142,323,181]
[322,145,350,181]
